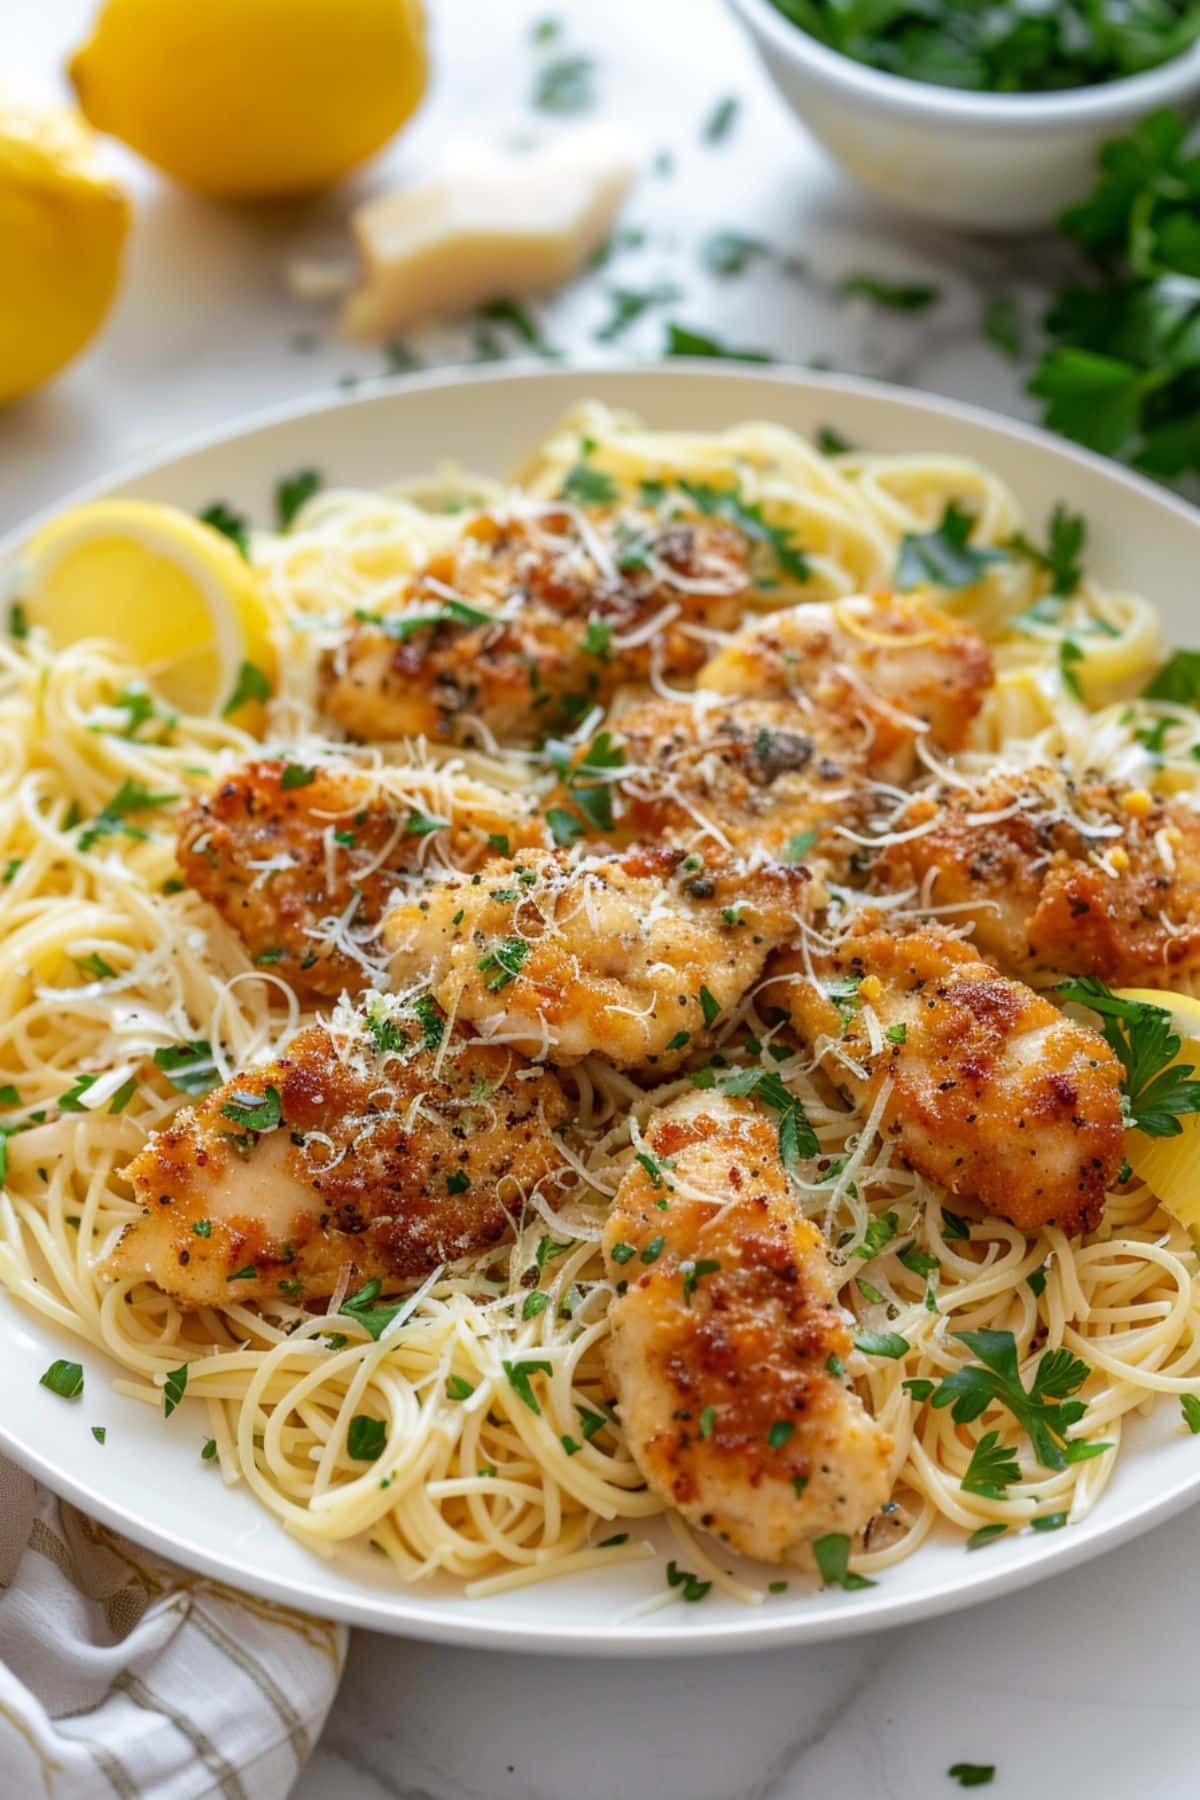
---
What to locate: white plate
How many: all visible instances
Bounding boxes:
[3,363,1200,1655]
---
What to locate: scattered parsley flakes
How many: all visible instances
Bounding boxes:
[561,462,619,507]
[275,467,322,530]
[347,1415,387,1461]
[503,1358,553,1414]
[219,1085,282,1133]
[854,1329,910,1360]
[960,1429,1021,1499]
[223,659,272,716]
[154,1040,219,1095]
[703,94,740,142]
[842,274,939,312]
[199,501,250,558]
[477,935,531,992]
[812,1532,875,1590]
[280,762,316,791]
[948,1764,995,1788]
[532,52,594,114]
[40,1359,83,1399]
[1183,1393,1200,1433]
[664,322,775,364]
[895,502,1007,592]
[91,1425,107,1445]
[163,1363,188,1417]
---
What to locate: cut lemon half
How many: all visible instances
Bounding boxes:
[18,499,276,723]
[1115,987,1200,1231]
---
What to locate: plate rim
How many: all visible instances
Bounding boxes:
[4,358,1200,1655]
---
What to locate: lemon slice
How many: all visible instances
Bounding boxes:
[1115,987,1200,1230]
[19,499,277,722]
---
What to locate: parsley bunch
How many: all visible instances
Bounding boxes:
[1030,109,1200,477]
[767,0,1200,93]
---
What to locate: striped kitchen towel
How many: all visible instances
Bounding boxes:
[0,1459,346,1798]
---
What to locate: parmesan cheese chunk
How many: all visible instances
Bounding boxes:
[341,129,637,340]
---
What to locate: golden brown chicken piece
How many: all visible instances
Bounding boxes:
[383,845,808,1071]
[109,1007,572,1308]
[871,768,1200,988]
[319,504,752,747]
[698,594,993,784]
[177,758,545,999]
[603,1091,894,1563]
[763,921,1125,1237]
[554,695,872,873]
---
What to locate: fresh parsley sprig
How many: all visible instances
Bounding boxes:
[932,1329,1091,1473]
[1057,975,1200,1136]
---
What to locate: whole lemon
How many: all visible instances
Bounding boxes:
[69,0,428,202]
[0,92,129,405]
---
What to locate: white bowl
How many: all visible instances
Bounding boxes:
[727,0,1200,231]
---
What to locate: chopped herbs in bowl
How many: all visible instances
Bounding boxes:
[766,0,1200,93]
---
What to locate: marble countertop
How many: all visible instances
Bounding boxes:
[7,3,1198,1796]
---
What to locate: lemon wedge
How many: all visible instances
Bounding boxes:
[18,500,276,723]
[1114,987,1200,1230]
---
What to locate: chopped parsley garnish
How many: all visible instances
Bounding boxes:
[77,779,179,852]
[640,1235,666,1265]
[785,830,818,861]
[961,1429,1021,1498]
[477,935,531,992]
[767,1419,795,1449]
[895,502,1007,592]
[550,728,625,833]
[9,601,29,641]
[941,1207,972,1242]
[193,1219,212,1238]
[609,1241,636,1265]
[702,230,769,277]
[854,1329,909,1360]
[163,1363,188,1417]
[966,1523,1008,1551]
[1028,1263,1048,1298]
[280,762,315,790]
[812,1532,875,1591]
[536,1235,573,1272]
[446,1375,475,1401]
[681,1257,721,1305]
[948,1764,996,1789]
[223,659,272,715]
[579,1407,607,1441]
[666,1559,712,1602]
[219,1085,282,1133]
[363,597,493,642]
[1030,1512,1068,1533]
[698,985,721,1028]
[412,994,444,1052]
[58,1074,97,1112]
[1007,503,1086,596]
[932,1329,1091,1472]
[581,619,613,662]
[885,1023,907,1045]
[1058,975,1200,1136]
[275,467,322,530]
[92,1425,107,1444]
[678,478,809,582]
[1145,649,1200,705]
[546,806,585,847]
[347,1415,387,1461]
[703,94,740,142]
[522,1291,551,1320]
[1060,638,1085,698]
[107,1076,137,1115]
[561,462,619,507]
[842,274,939,312]
[855,1211,899,1259]
[699,1405,716,1439]
[503,1358,554,1414]
[532,53,594,114]
[76,952,116,980]
[446,1169,470,1195]
[338,1278,411,1342]
[153,1040,220,1095]
[405,810,448,837]
[666,1030,691,1052]
[691,1064,819,1171]
[201,1437,218,1460]
[664,323,775,364]
[199,501,250,558]
[595,284,680,343]
[40,1359,84,1399]
[1182,1393,1200,1433]
[817,425,853,455]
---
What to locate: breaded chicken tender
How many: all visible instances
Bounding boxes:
[763,921,1124,1236]
[871,767,1200,988]
[109,1006,571,1308]
[698,593,993,783]
[603,1091,894,1563]
[319,503,752,747]
[383,845,808,1069]
[567,694,873,872]
[177,758,545,998]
